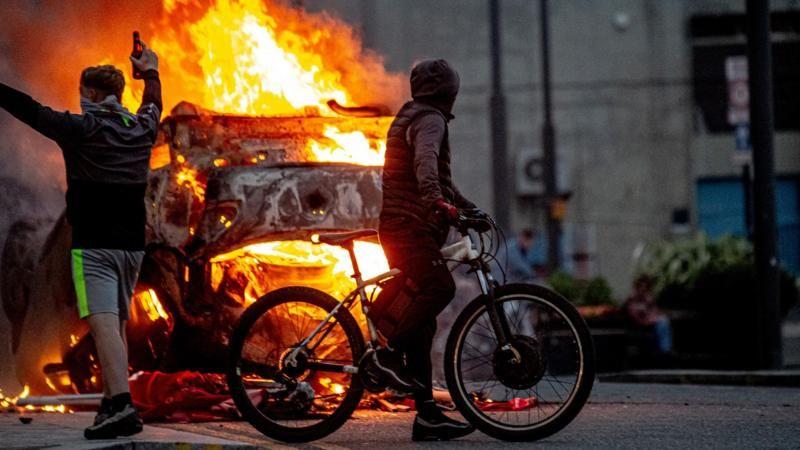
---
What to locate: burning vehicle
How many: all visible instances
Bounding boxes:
[1,0,403,396]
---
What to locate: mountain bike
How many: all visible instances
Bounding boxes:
[226,210,595,442]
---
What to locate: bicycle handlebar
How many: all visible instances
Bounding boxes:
[455,209,493,234]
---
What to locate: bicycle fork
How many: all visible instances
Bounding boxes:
[475,267,517,359]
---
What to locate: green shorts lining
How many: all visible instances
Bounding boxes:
[71,249,90,318]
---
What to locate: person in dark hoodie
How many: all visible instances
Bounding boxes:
[0,44,161,439]
[374,59,478,441]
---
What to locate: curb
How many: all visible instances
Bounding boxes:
[599,370,800,387]
[0,413,257,450]
[82,444,258,450]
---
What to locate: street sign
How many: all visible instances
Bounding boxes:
[733,124,752,164]
[726,56,750,125]
[515,148,545,196]
[726,55,751,165]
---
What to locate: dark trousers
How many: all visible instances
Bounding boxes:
[379,217,456,403]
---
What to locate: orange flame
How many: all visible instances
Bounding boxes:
[119,0,403,117]
[123,0,402,175]
[133,289,170,322]
[307,125,387,166]
[210,239,389,306]
[0,385,71,414]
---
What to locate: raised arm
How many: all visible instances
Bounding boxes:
[0,82,82,142]
[130,43,162,137]
[139,70,162,115]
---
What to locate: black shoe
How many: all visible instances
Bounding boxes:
[412,407,475,441]
[368,348,424,393]
[93,397,113,426]
[84,404,143,440]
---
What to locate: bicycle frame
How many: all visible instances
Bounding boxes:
[283,232,513,374]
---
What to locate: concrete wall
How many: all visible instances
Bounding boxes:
[308,0,800,297]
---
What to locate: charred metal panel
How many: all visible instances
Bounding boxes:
[163,102,392,167]
[196,164,382,257]
[145,167,195,249]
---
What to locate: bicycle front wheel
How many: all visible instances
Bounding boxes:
[227,287,365,443]
[444,283,595,441]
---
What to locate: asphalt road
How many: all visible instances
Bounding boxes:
[157,382,800,449]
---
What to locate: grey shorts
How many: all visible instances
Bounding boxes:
[70,249,145,320]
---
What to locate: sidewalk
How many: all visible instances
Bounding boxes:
[0,412,254,449]
[599,369,800,387]
[601,313,800,387]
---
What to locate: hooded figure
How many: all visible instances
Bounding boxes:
[410,59,460,117]
[381,59,475,242]
[373,59,477,441]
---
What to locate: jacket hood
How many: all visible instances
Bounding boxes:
[410,59,460,115]
[80,95,136,121]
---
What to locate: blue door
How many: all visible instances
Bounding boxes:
[697,176,800,275]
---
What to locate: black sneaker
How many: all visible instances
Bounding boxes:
[84,404,143,440]
[368,348,424,393]
[93,397,113,426]
[412,407,474,441]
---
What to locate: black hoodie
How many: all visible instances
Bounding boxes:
[380,59,475,238]
[0,71,162,250]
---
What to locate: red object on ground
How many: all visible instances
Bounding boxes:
[129,371,237,422]
[476,396,538,411]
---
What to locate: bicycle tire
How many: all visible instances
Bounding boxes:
[227,286,365,443]
[444,283,595,441]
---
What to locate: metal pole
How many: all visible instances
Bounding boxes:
[489,0,510,231]
[540,0,560,270]
[746,0,782,369]
[742,163,753,241]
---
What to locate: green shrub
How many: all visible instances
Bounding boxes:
[547,270,616,306]
[634,233,798,315]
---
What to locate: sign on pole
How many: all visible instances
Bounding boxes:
[726,55,751,164]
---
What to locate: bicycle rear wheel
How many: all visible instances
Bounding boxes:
[227,286,365,443]
[444,283,595,441]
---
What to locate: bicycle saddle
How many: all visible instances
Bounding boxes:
[315,229,377,246]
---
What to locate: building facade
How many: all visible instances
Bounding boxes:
[307,0,800,296]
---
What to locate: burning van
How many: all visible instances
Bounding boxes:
[1,0,405,395]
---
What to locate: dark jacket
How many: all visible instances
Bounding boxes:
[380,60,475,239]
[0,70,162,250]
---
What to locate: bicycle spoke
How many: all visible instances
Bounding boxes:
[232,297,361,435]
[456,293,588,431]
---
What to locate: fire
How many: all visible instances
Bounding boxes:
[308,125,387,166]
[175,164,206,201]
[120,0,403,116]
[127,0,401,187]
[0,385,70,413]
[186,0,349,115]
[210,239,389,306]
[318,377,346,396]
[0,385,29,409]
[133,289,170,322]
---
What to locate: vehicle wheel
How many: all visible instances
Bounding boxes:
[227,286,365,443]
[444,283,595,441]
